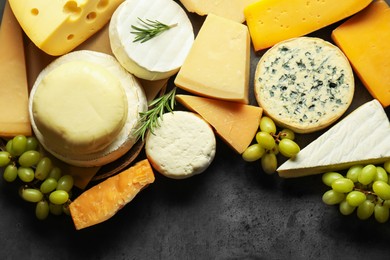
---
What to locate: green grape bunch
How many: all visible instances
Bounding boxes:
[0,135,74,220]
[322,160,390,223]
[242,116,301,174]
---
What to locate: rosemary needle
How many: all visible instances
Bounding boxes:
[131,17,178,43]
[133,87,177,141]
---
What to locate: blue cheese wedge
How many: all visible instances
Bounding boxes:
[254,37,354,133]
[277,99,390,177]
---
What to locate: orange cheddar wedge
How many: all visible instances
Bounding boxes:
[332,0,390,108]
[69,159,155,230]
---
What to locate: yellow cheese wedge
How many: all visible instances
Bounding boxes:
[0,1,32,137]
[179,0,258,23]
[332,0,390,108]
[176,95,263,154]
[69,159,155,230]
[9,0,124,56]
[174,14,250,104]
[244,0,373,51]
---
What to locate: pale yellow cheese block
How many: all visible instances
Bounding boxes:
[174,14,250,104]
[0,1,32,137]
[176,94,263,154]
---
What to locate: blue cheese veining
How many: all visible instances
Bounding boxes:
[254,37,354,133]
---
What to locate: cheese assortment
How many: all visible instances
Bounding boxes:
[0,2,31,137]
[174,13,250,104]
[109,0,194,80]
[277,100,390,177]
[332,0,390,108]
[8,0,124,56]
[254,37,354,133]
[244,0,373,51]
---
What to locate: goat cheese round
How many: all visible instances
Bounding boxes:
[109,0,194,81]
[254,37,354,133]
[30,50,148,167]
[145,111,216,179]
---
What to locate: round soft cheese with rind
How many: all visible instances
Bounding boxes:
[29,50,148,167]
[109,0,194,80]
[145,111,216,179]
[254,37,354,133]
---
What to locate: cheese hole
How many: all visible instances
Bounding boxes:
[63,1,82,19]
[31,8,39,16]
[86,12,97,22]
[97,0,109,10]
[67,34,74,41]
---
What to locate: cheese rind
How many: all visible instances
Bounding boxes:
[332,0,390,108]
[176,95,263,154]
[0,1,32,137]
[254,37,354,133]
[244,0,373,51]
[174,14,250,104]
[277,100,390,178]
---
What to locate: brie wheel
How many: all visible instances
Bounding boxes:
[30,50,148,167]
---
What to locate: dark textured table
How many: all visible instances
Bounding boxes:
[1,1,390,259]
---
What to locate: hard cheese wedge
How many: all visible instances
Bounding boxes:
[176,95,263,154]
[9,0,124,56]
[244,0,372,51]
[69,159,155,230]
[277,99,390,178]
[175,14,250,104]
[332,0,390,108]
[0,1,32,137]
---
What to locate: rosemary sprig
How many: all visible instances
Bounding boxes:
[133,87,177,141]
[131,17,178,43]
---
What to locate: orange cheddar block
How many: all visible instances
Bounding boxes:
[244,0,372,51]
[332,0,390,108]
[69,159,155,230]
[0,1,32,137]
[176,94,263,154]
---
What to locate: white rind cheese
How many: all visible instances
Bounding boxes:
[30,50,147,167]
[277,99,390,177]
[109,0,194,80]
[254,37,354,133]
[145,111,216,179]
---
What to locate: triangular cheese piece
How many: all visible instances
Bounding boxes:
[0,1,32,137]
[277,99,390,178]
[176,94,263,154]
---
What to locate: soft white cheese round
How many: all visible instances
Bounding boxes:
[145,111,216,179]
[29,50,148,167]
[109,0,194,81]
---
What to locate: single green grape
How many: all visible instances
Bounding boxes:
[358,164,377,185]
[279,128,295,141]
[49,190,69,205]
[56,175,74,192]
[49,202,63,216]
[259,116,277,135]
[18,150,41,168]
[383,160,390,174]
[339,200,356,215]
[331,178,354,193]
[242,144,265,162]
[17,167,35,182]
[357,200,375,220]
[346,165,363,183]
[11,135,27,156]
[322,172,344,187]
[40,178,58,194]
[62,203,71,216]
[48,167,62,181]
[375,166,388,183]
[0,151,11,167]
[26,136,39,151]
[261,153,277,174]
[322,190,345,205]
[383,200,390,208]
[346,190,366,207]
[256,132,276,150]
[374,204,389,223]
[21,188,44,203]
[35,200,50,220]
[372,181,390,200]
[278,139,300,158]
[5,139,16,157]
[3,164,18,182]
[35,157,52,180]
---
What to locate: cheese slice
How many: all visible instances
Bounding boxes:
[0,1,32,137]
[9,0,124,56]
[179,0,258,23]
[332,0,390,108]
[176,94,263,154]
[277,99,390,178]
[244,0,373,51]
[174,14,250,104]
